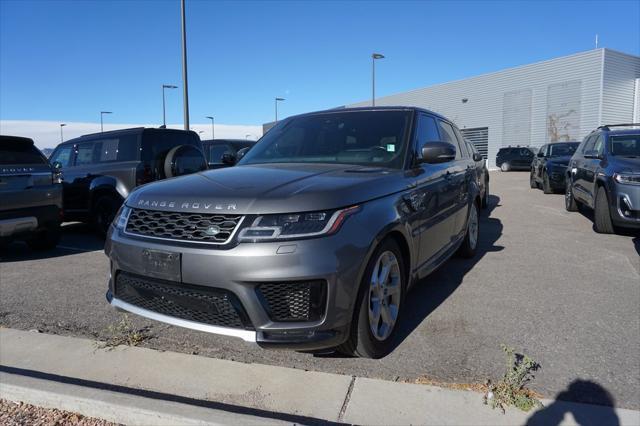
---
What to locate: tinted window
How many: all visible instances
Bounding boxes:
[437,120,462,159]
[610,135,640,157]
[208,144,231,164]
[241,111,411,169]
[75,142,99,166]
[0,142,47,165]
[582,135,596,153]
[50,145,73,167]
[415,114,441,156]
[452,127,470,158]
[548,142,579,157]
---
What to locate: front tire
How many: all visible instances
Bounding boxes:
[93,195,121,237]
[530,171,537,189]
[565,179,578,212]
[338,239,405,359]
[594,186,615,234]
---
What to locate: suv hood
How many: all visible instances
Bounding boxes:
[126,163,410,214]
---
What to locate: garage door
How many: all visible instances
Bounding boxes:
[461,127,489,159]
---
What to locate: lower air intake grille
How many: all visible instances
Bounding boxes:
[257,281,326,322]
[115,272,252,329]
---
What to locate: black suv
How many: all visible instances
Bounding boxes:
[530,142,580,193]
[105,107,483,358]
[49,127,207,235]
[565,124,640,233]
[0,136,63,250]
[201,139,256,169]
[496,146,535,172]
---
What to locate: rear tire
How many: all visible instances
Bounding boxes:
[481,179,489,209]
[500,162,510,172]
[594,186,615,234]
[542,171,553,194]
[337,239,406,359]
[565,179,578,212]
[457,202,480,259]
[93,195,121,237]
[27,223,61,250]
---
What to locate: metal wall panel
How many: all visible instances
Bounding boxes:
[601,50,640,125]
[347,49,615,167]
[461,127,489,159]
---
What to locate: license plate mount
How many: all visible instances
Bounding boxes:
[141,248,181,282]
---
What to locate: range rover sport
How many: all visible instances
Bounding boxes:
[105,107,482,358]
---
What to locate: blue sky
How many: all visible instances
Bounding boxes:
[1,0,639,126]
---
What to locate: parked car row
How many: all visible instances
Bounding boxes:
[1,128,259,247]
[526,124,639,234]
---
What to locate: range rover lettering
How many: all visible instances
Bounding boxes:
[105,107,482,358]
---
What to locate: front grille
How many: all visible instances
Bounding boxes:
[125,209,242,244]
[257,281,326,322]
[115,272,252,329]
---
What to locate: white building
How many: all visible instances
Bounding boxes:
[345,48,640,167]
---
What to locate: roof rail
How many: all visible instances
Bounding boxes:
[597,123,640,130]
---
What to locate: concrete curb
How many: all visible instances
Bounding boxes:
[1,328,639,425]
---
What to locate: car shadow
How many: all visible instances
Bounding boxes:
[634,238,640,257]
[391,194,505,350]
[0,222,104,262]
[526,379,619,426]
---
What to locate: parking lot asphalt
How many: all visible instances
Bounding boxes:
[1,171,638,409]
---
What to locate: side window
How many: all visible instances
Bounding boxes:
[538,145,546,157]
[593,135,604,155]
[414,114,440,157]
[116,134,139,161]
[50,145,73,167]
[437,120,462,159]
[98,139,119,162]
[75,142,98,166]
[452,127,470,158]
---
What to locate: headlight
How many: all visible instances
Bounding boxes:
[113,205,131,230]
[614,173,640,185]
[238,205,361,242]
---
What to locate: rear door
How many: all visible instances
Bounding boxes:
[446,121,473,238]
[62,140,99,212]
[582,134,605,206]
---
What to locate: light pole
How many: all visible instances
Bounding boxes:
[180,0,190,130]
[206,116,214,139]
[59,123,66,143]
[245,134,251,140]
[371,53,385,106]
[162,84,177,127]
[275,97,285,122]
[100,111,112,132]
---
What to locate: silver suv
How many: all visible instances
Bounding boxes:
[105,107,482,358]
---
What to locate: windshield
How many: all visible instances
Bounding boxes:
[549,142,579,157]
[240,110,411,169]
[610,135,640,157]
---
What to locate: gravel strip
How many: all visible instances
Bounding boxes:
[0,399,119,426]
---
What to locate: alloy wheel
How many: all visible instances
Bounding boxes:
[368,251,402,341]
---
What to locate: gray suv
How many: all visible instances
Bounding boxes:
[105,107,482,358]
[1,135,63,250]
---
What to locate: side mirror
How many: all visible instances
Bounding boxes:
[583,150,601,160]
[420,141,456,164]
[537,152,544,158]
[236,147,250,162]
[52,161,62,170]
[221,153,237,165]
[51,161,63,183]
[472,153,483,162]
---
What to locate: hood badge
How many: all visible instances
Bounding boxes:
[136,199,237,211]
[205,225,221,236]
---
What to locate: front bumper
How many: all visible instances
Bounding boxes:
[105,220,371,350]
[610,182,640,229]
